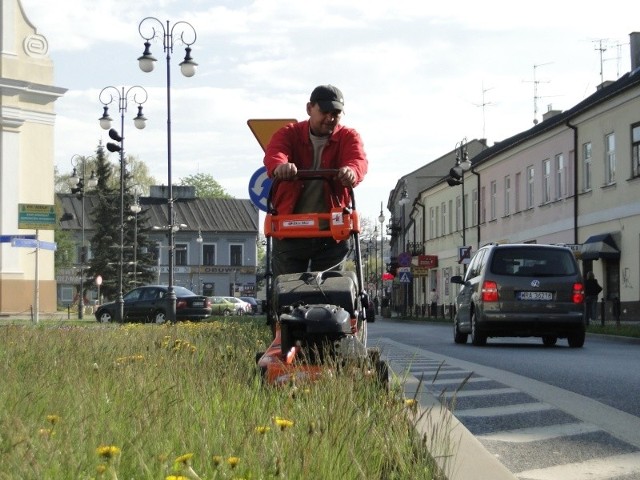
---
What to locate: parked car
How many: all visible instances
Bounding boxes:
[223,296,252,315]
[208,296,236,316]
[94,285,212,324]
[239,296,259,314]
[451,243,585,347]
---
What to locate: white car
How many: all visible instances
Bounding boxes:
[223,296,252,315]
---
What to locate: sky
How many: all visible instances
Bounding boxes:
[18,0,639,227]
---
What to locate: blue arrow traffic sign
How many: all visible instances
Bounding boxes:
[0,234,36,243]
[248,166,272,212]
[11,238,57,250]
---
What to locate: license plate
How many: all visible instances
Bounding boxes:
[192,301,204,307]
[518,291,552,301]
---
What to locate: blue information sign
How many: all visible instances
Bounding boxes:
[248,166,272,212]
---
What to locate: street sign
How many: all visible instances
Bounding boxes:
[11,238,57,250]
[18,204,56,230]
[248,166,272,212]
[397,267,411,273]
[399,271,412,283]
[11,238,38,248]
[398,252,412,267]
[247,118,297,152]
[0,234,36,243]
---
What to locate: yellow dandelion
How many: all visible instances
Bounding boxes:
[96,464,107,474]
[404,398,417,407]
[38,428,53,438]
[255,425,271,435]
[212,455,223,467]
[96,445,121,460]
[46,414,60,425]
[274,416,294,430]
[174,453,194,466]
[227,456,240,469]
[165,476,189,480]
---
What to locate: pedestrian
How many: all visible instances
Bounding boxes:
[429,288,438,317]
[373,296,379,314]
[264,84,368,279]
[584,271,602,325]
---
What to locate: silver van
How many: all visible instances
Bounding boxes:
[451,244,585,347]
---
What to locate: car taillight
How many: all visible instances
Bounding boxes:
[482,280,499,302]
[205,298,211,307]
[573,283,584,304]
[176,299,187,310]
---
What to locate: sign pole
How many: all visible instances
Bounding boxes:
[34,229,40,324]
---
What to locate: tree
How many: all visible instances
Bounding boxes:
[180,173,232,198]
[87,143,120,301]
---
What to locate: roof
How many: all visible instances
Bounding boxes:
[56,193,260,234]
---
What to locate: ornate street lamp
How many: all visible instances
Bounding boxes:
[98,85,148,322]
[447,137,472,249]
[68,155,98,319]
[138,17,197,322]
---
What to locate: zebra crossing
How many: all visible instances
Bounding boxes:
[376,338,640,480]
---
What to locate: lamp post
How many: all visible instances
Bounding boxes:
[373,226,378,301]
[196,229,203,294]
[138,17,197,323]
[98,85,148,322]
[447,138,472,259]
[399,184,410,316]
[378,203,385,310]
[69,155,98,320]
[129,193,142,287]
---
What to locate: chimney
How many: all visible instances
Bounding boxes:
[631,32,640,72]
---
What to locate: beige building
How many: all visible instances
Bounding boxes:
[0,0,66,314]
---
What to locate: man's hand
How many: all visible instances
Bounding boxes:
[273,163,298,180]
[336,166,356,186]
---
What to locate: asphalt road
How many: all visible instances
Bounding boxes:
[368,318,640,479]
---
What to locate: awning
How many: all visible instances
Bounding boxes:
[581,233,620,260]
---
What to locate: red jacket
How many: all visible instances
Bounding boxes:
[263,120,368,214]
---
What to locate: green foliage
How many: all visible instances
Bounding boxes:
[180,172,232,198]
[0,319,443,479]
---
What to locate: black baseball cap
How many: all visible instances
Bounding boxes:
[310,85,344,112]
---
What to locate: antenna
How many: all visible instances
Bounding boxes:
[473,81,494,140]
[593,39,609,85]
[524,63,552,125]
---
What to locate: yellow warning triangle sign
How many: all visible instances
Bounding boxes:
[247,118,297,152]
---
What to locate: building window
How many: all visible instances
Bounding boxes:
[632,124,640,178]
[582,142,592,190]
[175,243,188,266]
[490,180,497,220]
[441,202,447,235]
[448,199,453,234]
[526,166,535,209]
[605,133,616,184]
[203,244,216,266]
[230,244,243,266]
[542,159,551,203]
[555,153,565,199]
[429,207,436,239]
[435,206,440,237]
[455,197,461,232]
[479,187,485,224]
[504,175,511,216]
[515,172,521,212]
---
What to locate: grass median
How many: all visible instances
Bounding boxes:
[0,317,448,479]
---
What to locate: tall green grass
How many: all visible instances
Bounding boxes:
[0,318,445,479]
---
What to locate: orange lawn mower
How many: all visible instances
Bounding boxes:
[256,170,389,387]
